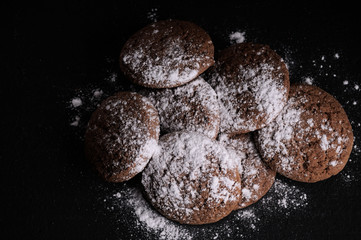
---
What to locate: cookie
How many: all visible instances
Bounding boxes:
[142,131,241,225]
[255,84,354,183]
[219,133,276,209]
[140,77,220,139]
[120,19,214,88]
[207,43,290,134]
[84,92,160,182]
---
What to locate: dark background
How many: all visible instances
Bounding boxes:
[5,1,361,239]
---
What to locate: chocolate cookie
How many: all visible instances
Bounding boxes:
[142,131,241,225]
[255,84,354,183]
[84,92,160,182]
[219,133,276,209]
[207,43,290,134]
[140,77,220,139]
[120,19,214,88]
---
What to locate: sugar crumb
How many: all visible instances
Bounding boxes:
[303,77,314,85]
[229,31,246,44]
[71,98,82,108]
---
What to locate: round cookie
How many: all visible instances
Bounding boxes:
[207,43,290,134]
[219,133,276,209]
[120,19,215,89]
[142,131,241,225]
[255,84,354,183]
[140,77,220,139]
[84,92,160,182]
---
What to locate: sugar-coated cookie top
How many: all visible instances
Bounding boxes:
[219,133,276,209]
[208,43,289,134]
[255,84,354,183]
[85,92,160,182]
[120,19,214,88]
[142,131,241,225]
[140,77,220,139]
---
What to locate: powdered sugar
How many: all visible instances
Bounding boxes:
[229,31,246,44]
[256,85,352,181]
[140,77,220,139]
[142,131,241,224]
[303,77,314,85]
[85,92,160,182]
[210,63,288,133]
[103,177,309,240]
[259,179,308,213]
[121,20,214,89]
[71,97,82,108]
[257,96,303,170]
[218,133,276,208]
[122,37,202,88]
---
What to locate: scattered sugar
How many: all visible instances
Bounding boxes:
[104,177,309,240]
[354,84,359,90]
[259,179,308,213]
[93,89,103,98]
[71,97,82,108]
[70,116,80,126]
[303,77,314,85]
[334,53,340,59]
[343,80,349,85]
[106,72,117,82]
[353,101,357,105]
[147,8,158,22]
[229,31,246,44]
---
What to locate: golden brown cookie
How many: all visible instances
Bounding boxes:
[140,77,220,139]
[84,92,160,182]
[141,131,241,225]
[120,19,214,88]
[255,84,354,183]
[219,133,276,209]
[207,43,290,134]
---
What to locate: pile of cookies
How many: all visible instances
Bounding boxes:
[84,20,354,225]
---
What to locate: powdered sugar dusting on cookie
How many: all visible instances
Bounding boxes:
[256,85,353,182]
[257,95,303,173]
[142,131,241,224]
[141,77,220,139]
[219,133,276,208]
[85,92,160,182]
[122,21,214,88]
[210,63,288,133]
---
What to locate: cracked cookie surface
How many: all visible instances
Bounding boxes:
[142,131,241,225]
[255,84,354,183]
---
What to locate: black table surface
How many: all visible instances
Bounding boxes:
[5,1,361,239]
